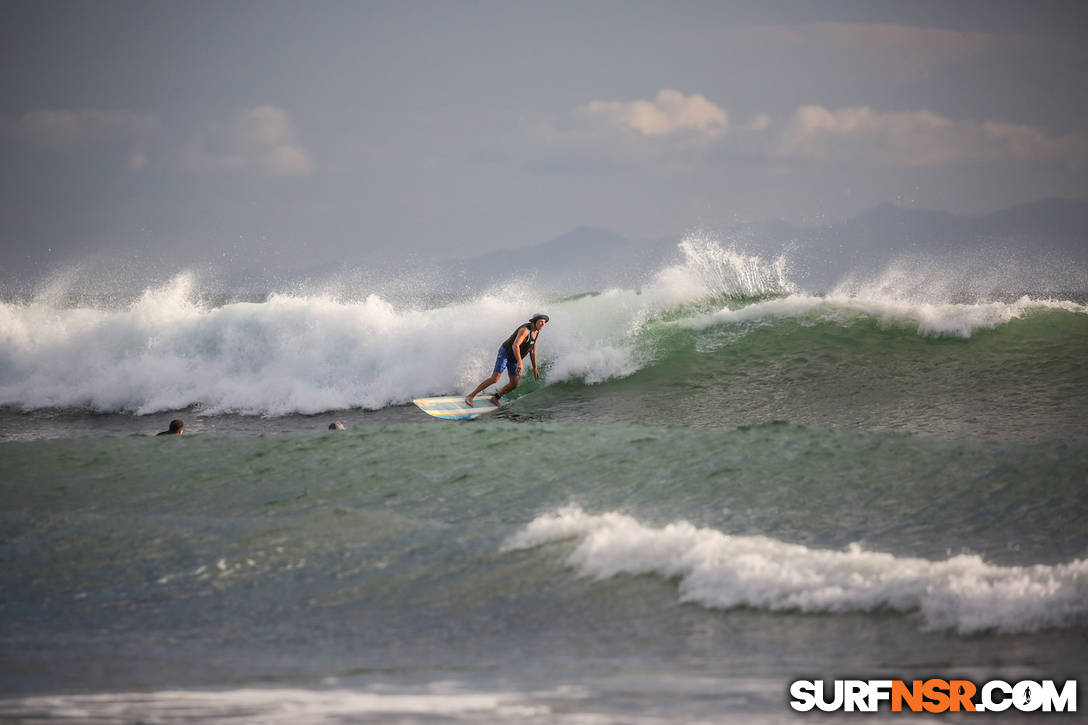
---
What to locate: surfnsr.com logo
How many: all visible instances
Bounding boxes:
[789,679,1077,713]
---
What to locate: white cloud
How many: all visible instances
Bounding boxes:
[745,114,771,132]
[8,109,159,149]
[580,89,728,139]
[1,109,159,171]
[518,90,735,173]
[528,92,1088,174]
[776,105,1088,168]
[181,106,314,177]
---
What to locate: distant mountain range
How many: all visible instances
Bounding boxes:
[447,197,1088,295]
[450,226,675,294]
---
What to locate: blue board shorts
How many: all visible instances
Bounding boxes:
[493,347,521,376]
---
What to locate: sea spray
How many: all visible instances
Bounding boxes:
[652,233,795,302]
[831,244,1088,304]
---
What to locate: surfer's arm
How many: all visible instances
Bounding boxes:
[530,346,539,379]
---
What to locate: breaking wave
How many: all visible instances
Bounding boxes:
[504,506,1088,634]
[0,235,1084,415]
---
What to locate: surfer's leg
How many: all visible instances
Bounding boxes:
[466,372,502,407]
[491,374,519,404]
[471,348,515,406]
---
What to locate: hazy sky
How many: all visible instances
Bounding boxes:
[2,0,1087,275]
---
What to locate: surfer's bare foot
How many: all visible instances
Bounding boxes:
[488,394,500,405]
[465,395,475,407]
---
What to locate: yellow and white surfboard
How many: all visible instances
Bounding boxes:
[412,395,509,420]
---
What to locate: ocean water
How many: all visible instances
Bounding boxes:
[1,237,1086,723]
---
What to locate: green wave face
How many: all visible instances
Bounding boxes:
[531,301,1088,441]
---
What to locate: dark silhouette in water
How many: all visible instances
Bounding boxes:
[156,419,184,436]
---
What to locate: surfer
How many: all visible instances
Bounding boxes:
[465,313,549,407]
[156,419,184,436]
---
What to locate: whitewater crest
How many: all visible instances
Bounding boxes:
[1,236,1084,414]
[0,239,805,414]
[675,243,1088,338]
[685,292,1088,338]
[0,272,547,415]
[504,506,1088,634]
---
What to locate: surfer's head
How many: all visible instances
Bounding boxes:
[530,313,549,329]
[157,419,183,436]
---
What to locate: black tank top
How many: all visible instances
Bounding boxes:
[502,323,537,359]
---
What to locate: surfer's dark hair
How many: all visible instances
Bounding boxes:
[157,419,184,436]
[530,313,549,324]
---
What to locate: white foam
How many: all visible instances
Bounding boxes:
[537,237,797,384]
[0,273,554,415]
[0,237,799,415]
[504,506,1088,634]
[0,686,549,724]
[685,291,1086,338]
[5,239,1078,414]
[821,256,1088,336]
[675,248,1088,338]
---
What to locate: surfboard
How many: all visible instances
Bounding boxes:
[412,395,509,420]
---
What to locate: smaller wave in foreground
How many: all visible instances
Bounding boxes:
[504,506,1088,635]
[0,687,550,724]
